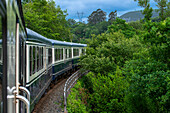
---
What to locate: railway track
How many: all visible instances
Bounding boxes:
[32,70,81,113]
[64,70,89,113]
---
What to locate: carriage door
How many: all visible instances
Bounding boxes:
[14,19,30,113]
[19,32,26,113]
[0,4,7,112]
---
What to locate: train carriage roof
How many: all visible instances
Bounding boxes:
[49,39,87,47]
[48,39,72,46]
[26,28,52,45]
[71,42,87,47]
[26,28,87,47]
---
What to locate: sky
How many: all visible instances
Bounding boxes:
[54,0,158,22]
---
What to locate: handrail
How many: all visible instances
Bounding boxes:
[7,94,30,113]
[19,86,30,101]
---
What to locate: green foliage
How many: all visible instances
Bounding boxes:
[143,18,170,45]
[143,4,153,21]
[67,81,90,113]
[165,2,170,18]
[23,0,71,41]
[70,21,112,43]
[142,18,170,66]
[134,0,153,21]
[123,59,170,112]
[68,70,129,113]
[154,0,169,20]
[88,70,128,112]
[107,18,136,38]
[80,31,142,74]
[68,4,170,113]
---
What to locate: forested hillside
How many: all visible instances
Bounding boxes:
[22,0,170,112]
[67,0,170,112]
[120,10,159,21]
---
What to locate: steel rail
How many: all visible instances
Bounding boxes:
[63,70,88,113]
[64,70,79,113]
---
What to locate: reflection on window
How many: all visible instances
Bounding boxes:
[0,16,2,39]
[48,48,52,65]
[30,46,44,76]
[73,48,79,57]
[0,15,3,112]
[55,48,64,62]
[37,47,39,71]
[30,46,32,75]
[65,49,68,59]
[69,49,72,58]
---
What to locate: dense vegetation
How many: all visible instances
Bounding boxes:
[23,0,71,41]
[22,0,169,112]
[67,1,170,112]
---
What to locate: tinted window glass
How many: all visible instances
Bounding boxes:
[0,15,3,112]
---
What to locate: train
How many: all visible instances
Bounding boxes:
[0,0,86,113]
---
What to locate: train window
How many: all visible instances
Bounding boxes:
[39,47,41,69]
[59,49,61,60]
[61,49,63,60]
[69,49,71,58]
[73,49,75,57]
[48,48,52,65]
[82,49,85,55]
[57,49,59,61]
[0,48,2,61]
[42,47,43,68]
[30,46,32,75]
[37,47,39,71]
[33,47,36,74]
[77,49,79,56]
[65,49,67,59]
[73,48,79,57]
[0,14,2,111]
[55,49,57,61]
[40,47,43,69]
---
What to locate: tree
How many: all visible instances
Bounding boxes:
[23,0,71,41]
[67,19,76,27]
[108,10,117,21]
[165,2,170,18]
[88,9,106,25]
[154,0,169,20]
[134,0,153,21]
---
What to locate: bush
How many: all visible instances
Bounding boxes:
[80,31,142,74]
[86,68,128,112]
[123,59,170,112]
[67,81,90,113]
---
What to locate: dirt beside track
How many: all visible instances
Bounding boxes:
[32,78,67,113]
